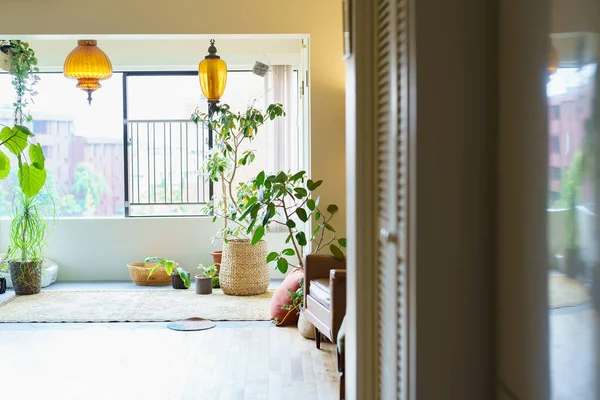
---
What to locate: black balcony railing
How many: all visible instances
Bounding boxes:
[125,119,211,217]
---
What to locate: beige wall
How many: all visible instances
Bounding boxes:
[0,0,347,236]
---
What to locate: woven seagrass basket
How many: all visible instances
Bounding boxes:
[298,311,316,340]
[220,239,269,296]
[127,262,176,286]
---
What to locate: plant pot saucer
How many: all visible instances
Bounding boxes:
[167,317,216,331]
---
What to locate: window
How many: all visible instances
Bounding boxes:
[32,120,48,134]
[551,136,560,154]
[550,166,561,180]
[0,72,124,218]
[0,68,304,218]
[550,105,560,120]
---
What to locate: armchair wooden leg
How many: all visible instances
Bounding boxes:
[315,327,321,349]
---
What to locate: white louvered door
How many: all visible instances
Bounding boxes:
[376,0,409,398]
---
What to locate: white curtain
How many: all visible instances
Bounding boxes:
[265,65,299,174]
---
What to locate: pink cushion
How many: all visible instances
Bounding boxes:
[270,269,304,326]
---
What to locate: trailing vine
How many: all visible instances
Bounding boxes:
[1,40,40,125]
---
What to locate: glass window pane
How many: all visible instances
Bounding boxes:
[0,72,124,218]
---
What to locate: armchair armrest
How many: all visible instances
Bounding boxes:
[304,254,346,303]
[330,269,347,342]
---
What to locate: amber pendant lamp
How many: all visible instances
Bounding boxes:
[199,39,227,112]
[64,40,113,105]
[548,43,559,75]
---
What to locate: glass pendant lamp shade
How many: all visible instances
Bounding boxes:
[199,39,227,102]
[64,40,113,105]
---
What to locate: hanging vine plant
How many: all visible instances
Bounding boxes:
[0,40,41,125]
[0,40,46,197]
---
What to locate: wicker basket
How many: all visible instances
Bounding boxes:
[298,311,316,339]
[127,262,176,286]
[220,239,269,296]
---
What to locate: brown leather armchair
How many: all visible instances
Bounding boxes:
[303,254,347,348]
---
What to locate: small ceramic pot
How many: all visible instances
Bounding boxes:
[0,276,6,294]
[195,275,213,295]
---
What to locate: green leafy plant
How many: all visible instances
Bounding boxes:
[6,189,54,264]
[190,103,285,242]
[1,40,40,125]
[240,170,346,274]
[273,277,304,326]
[0,40,46,197]
[211,275,220,289]
[197,263,217,278]
[145,256,191,289]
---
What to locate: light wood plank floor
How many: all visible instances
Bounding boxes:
[0,322,340,400]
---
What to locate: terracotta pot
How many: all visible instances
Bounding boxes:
[211,250,222,265]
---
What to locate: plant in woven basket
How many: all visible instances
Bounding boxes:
[146,256,191,289]
[190,103,285,242]
[240,170,346,274]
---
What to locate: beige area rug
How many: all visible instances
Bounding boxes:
[549,276,591,309]
[0,289,274,323]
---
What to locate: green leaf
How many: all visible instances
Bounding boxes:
[285,234,292,244]
[338,238,347,248]
[256,171,265,186]
[18,162,46,197]
[330,244,345,260]
[296,208,309,223]
[177,268,191,289]
[324,223,335,232]
[277,257,289,274]
[307,199,316,211]
[307,179,323,191]
[0,149,9,179]
[147,264,160,277]
[262,206,271,226]
[327,204,339,214]
[16,125,33,137]
[294,187,308,199]
[165,260,175,275]
[290,171,305,181]
[275,171,287,183]
[315,211,321,220]
[0,126,28,155]
[296,232,307,246]
[282,248,295,256]
[286,219,296,229]
[267,252,279,263]
[252,225,265,245]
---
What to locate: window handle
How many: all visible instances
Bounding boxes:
[379,228,398,245]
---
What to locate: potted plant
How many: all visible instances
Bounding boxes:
[146,256,190,289]
[196,264,216,295]
[559,152,585,278]
[191,103,285,296]
[240,170,346,327]
[5,190,53,295]
[1,40,40,125]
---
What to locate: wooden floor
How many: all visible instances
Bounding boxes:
[0,322,340,400]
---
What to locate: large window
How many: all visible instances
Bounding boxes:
[0,72,124,218]
[0,69,302,218]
